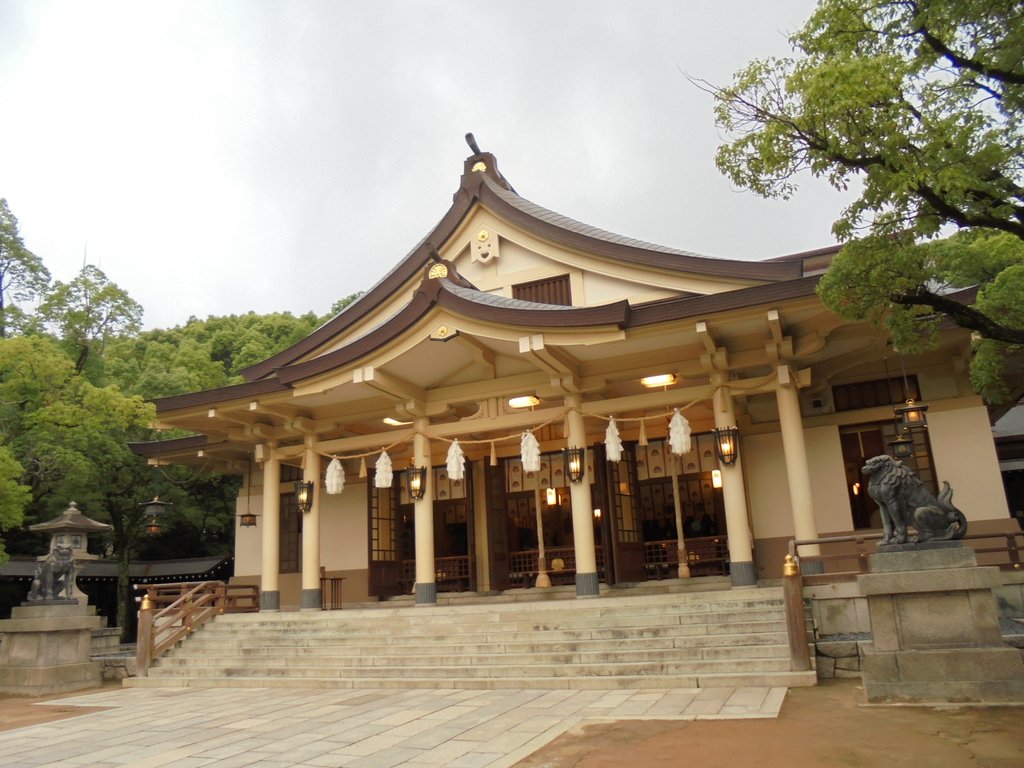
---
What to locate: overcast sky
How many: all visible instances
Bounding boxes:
[0,0,846,331]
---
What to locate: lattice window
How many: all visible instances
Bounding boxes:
[279,493,301,573]
[512,274,572,306]
[833,376,920,413]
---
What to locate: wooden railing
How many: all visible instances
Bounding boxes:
[400,555,474,593]
[135,581,260,676]
[788,530,1024,583]
[508,545,607,588]
[644,536,729,579]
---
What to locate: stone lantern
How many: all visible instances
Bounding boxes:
[0,501,112,695]
[27,501,112,603]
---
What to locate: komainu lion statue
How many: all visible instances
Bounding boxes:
[862,455,968,545]
[27,545,77,601]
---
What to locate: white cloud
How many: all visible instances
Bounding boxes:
[0,0,846,330]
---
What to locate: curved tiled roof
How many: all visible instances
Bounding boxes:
[240,151,813,382]
[440,281,576,311]
[482,178,711,260]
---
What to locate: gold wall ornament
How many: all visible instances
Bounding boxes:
[427,263,449,279]
[477,229,490,242]
[430,324,459,342]
[471,161,487,173]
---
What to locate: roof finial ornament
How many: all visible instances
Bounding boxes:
[465,132,482,155]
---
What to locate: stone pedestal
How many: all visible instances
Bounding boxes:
[0,603,105,695]
[858,543,1024,703]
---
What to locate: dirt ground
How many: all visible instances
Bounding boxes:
[514,680,1024,768]
[0,683,118,731]
[1,680,1022,767]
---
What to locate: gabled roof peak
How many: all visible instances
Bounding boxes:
[461,132,515,194]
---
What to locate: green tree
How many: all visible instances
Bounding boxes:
[329,291,364,317]
[706,0,1024,401]
[0,198,50,338]
[0,446,30,564]
[38,264,143,376]
[0,335,154,634]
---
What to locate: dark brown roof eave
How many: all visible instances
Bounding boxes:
[130,434,211,456]
[436,279,630,327]
[629,274,824,326]
[477,183,804,282]
[151,378,291,414]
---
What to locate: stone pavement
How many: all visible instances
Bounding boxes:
[0,685,786,768]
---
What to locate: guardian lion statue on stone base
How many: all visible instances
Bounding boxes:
[27,545,76,601]
[862,455,968,545]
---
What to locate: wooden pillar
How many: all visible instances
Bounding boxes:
[775,365,821,566]
[412,417,437,605]
[566,394,599,597]
[300,439,322,610]
[713,376,757,586]
[259,448,281,611]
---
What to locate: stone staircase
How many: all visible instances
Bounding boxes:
[124,585,816,690]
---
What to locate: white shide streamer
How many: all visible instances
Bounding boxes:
[604,417,623,462]
[374,450,393,488]
[325,457,345,494]
[668,408,692,455]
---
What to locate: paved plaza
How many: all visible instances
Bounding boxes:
[0,685,786,768]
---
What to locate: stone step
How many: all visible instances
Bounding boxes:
[133,585,813,691]
[172,631,790,657]
[155,643,790,669]
[199,608,786,636]
[179,624,789,654]
[127,669,818,691]
[147,655,797,679]
[212,593,787,624]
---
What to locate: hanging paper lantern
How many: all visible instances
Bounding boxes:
[638,419,648,446]
[605,417,623,462]
[446,439,466,481]
[668,408,692,455]
[325,457,345,495]
[374,450,393,488]
[490,441,497,466]
[521,431,541,472]
[359,456,367,479]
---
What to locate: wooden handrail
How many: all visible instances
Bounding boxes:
[135,581,259,676]
[787,530,1024,579]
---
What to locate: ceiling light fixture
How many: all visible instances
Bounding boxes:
[640,373,677,389]
[508,395,540,409]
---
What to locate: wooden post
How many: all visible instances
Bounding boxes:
[135,588,154,677]
[534,489,551,588]
[783,554,811,671]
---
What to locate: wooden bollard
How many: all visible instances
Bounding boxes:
[135,590,154,677]
[783,554,811,672]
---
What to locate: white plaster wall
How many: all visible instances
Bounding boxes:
[928,406,1008,521]
[320,480,369,570]
[805,425,853,534]
[744,425,851,540]
[234,492,262,578]
[232,479,370,579]
[745,432,791,540]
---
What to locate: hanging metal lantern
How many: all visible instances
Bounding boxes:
[406,466,428,500]
[894,399,929,429]
[888,431,914,459]
[139,496,172,517]
[564,447,585,483]
[713,427,739,466]
[294,480,314,513]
